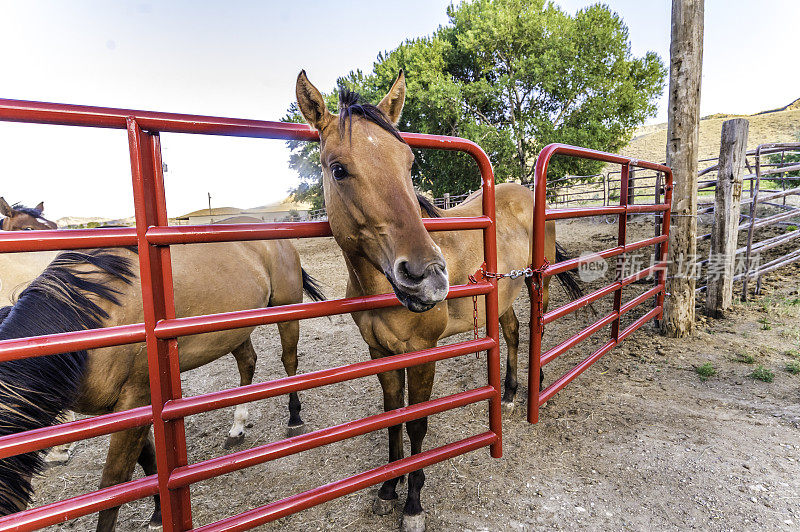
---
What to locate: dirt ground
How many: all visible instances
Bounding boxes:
[31,218,800,531]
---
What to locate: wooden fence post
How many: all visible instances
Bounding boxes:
[663,0,704,338]
[444,193,450,209]
[705,118,749,317]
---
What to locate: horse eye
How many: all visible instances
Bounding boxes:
[23,227,33,231]
[330,163,349,181]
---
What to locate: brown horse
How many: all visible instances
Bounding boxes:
[295,71,581,531]
[0,198,57,231]
[0,217,320,465]
[0,239,323,530]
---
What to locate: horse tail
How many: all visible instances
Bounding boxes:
[554,241,584,301]
[0,249,134,515]
[301,268,326,302]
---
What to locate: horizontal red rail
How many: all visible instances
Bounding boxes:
[542,271,664,365]
[0,218,491,253]
[539,339,617,405]
[545,234,668,277]
[145,217,491,245]
[169,386,494,489]
[155,282,491,340]
[546,203,669,220]
[619,306,663,343]
[0,99,495,162]
[539,306,663,406]
[620,284,663,315]
[0,406,152,459]
[539,143,672,173]
[542,312,617,366]
[0,323,146,363]
[0,476,158,532]
[0,285,490,362]
[543,262,666,325]
[163,337,496,420]
[0,227,137,253]
[192,432,497,532]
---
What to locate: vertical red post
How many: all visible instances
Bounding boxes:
[127,118,192,531]
[527,148,551,424]
[656,170,674,317]
[477,152,502,458]
[611,163,630,340]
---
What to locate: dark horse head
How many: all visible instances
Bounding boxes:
[0,198,57,231]
[0,249,133,515]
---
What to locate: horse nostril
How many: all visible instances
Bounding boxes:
[394,258,448,288]
[395,260,425,284]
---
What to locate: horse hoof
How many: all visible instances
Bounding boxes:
[147,522,163,531]
[44,448,72,467]
[286,423,308,438]
[372,496,395,516]
[401,512,426,532]
[501,400,515,413]
[223,434,245,449]
[43,453,71,467]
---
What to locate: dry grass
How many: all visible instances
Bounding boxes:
[613,108,800,169]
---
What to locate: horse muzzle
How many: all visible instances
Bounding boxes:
[387,257,449,313]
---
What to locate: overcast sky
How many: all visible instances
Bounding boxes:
[1,0,798,220]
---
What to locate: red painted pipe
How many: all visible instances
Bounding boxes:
[0,476,159,532]
[0,406,151,459]
[0,97,503,530]
[192,432,497,532]
[528,143,673,423]
[168,386,495,489]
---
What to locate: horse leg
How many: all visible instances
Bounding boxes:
[277,320,306,437]
[137,432,162,531]
[499,307,520,409]
[225,338,257,448]
[402,360,436,532]
[96,415,150,531]
[372,348,405,516]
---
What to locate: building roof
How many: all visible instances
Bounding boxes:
[175,198,312,220]
[243,199,312,214]
[174,207,243,220]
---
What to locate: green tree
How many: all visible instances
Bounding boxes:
[284,0,665,206]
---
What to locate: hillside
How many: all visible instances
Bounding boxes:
[620,107,800,167]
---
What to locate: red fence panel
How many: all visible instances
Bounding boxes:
[0,99,503,531]
[528,144,673,423]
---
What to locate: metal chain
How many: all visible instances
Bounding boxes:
[467,258,551,355]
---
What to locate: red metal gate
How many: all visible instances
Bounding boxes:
[0,99,503,531]
[527,144,673,423]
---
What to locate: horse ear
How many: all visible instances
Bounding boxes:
[35,202,44,213]
[377,70,406,126]
[296,70,332,131]
[0,197,11,217]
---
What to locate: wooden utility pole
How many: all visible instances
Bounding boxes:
[705,119,749,318]
[663,0,704,337]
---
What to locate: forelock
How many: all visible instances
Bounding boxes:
[337,87,406,144]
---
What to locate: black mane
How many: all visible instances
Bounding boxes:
[0,249,135,515]
[416,194,442,218]
[338,88,406,144]
[10,203,43,218]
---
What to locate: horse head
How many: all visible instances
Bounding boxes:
[0,198,57,231]
[296,70,448,312]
